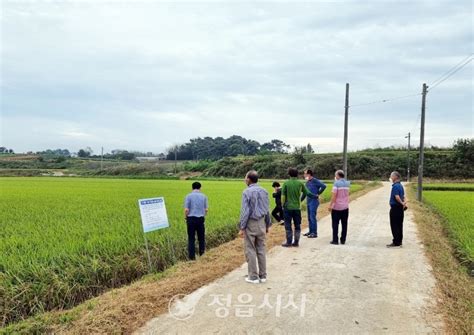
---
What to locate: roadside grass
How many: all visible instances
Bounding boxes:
[408,186,474,334]
[0,181,381,334]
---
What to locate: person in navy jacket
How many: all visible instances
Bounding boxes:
[387,171,407,248]
[301,169,326,238]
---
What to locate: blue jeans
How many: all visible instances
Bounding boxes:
[307,200,319,235]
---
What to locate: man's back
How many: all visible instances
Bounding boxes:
[332,178,350,210]
[240,183,271,230]
[184,191,208,217]
[242,184,269,218]
[282,178,305,210]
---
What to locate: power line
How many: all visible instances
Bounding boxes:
[429,53,473,87]
[428,55,473,91]
[348,53,473,108]
[349,92,421,108]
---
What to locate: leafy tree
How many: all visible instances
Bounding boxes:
[78,149,90,158]
[261,139,290,153]
[292,146,307,165]
[453,138,474,163]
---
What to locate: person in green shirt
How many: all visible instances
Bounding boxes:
[281,167,317,247]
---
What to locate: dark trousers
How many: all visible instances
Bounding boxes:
[331,209,349,243]
[389,205,404,246]
[284,209,302,244]
[271,205,284,222]
[186,216,205,260]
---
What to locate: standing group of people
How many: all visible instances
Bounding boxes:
[183,168,406,284]
[268,168,350,248]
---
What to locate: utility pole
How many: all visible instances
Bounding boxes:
[343,83,349,176]
[405,132,411,182]
[101,147,104,170]
[417,83,428,201]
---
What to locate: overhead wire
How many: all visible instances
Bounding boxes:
[428,54,473,91]
[429,53,473,88]
[348,92,421,108]
[347,53,473,108]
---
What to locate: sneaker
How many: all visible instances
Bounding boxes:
[386,243,402,248]
[303,232,311,236]
[245,278,260,284]
[307,233,318,238]
[259,277,267,283]
[281,243,292,248]
[330,241,339,245]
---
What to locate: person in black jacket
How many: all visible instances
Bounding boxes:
[271,181,285,225]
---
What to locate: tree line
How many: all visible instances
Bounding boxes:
[202,138,474,179]
[165,136,302,160]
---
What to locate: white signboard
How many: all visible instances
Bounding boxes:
[138,197,170,233]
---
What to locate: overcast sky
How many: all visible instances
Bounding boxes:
[1,0,472,154]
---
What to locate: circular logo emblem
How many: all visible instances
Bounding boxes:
[168,294,196,320]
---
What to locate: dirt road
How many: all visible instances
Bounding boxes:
[136,183,443,334]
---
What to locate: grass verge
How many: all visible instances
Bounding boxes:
[408,186,473,334]
[1,181,381,335]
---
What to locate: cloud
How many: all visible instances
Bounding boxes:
[1,0,472,154]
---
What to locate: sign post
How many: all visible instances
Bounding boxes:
[138,197,170,273]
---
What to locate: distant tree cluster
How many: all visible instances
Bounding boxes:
[107,149,136,160]
[34,147,165,161]
[37,148,71,157]
[166,136,293,160]
[0,147,14,154]
[76,147,92,157]
[105,150,165,160]
[453,138,474,163]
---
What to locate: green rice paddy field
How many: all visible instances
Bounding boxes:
[423,188,474,266]
[423,183,474,191]
[0,177,362,326]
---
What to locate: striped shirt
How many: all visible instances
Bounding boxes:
[239,183,271,230]
[332,178,350,210]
